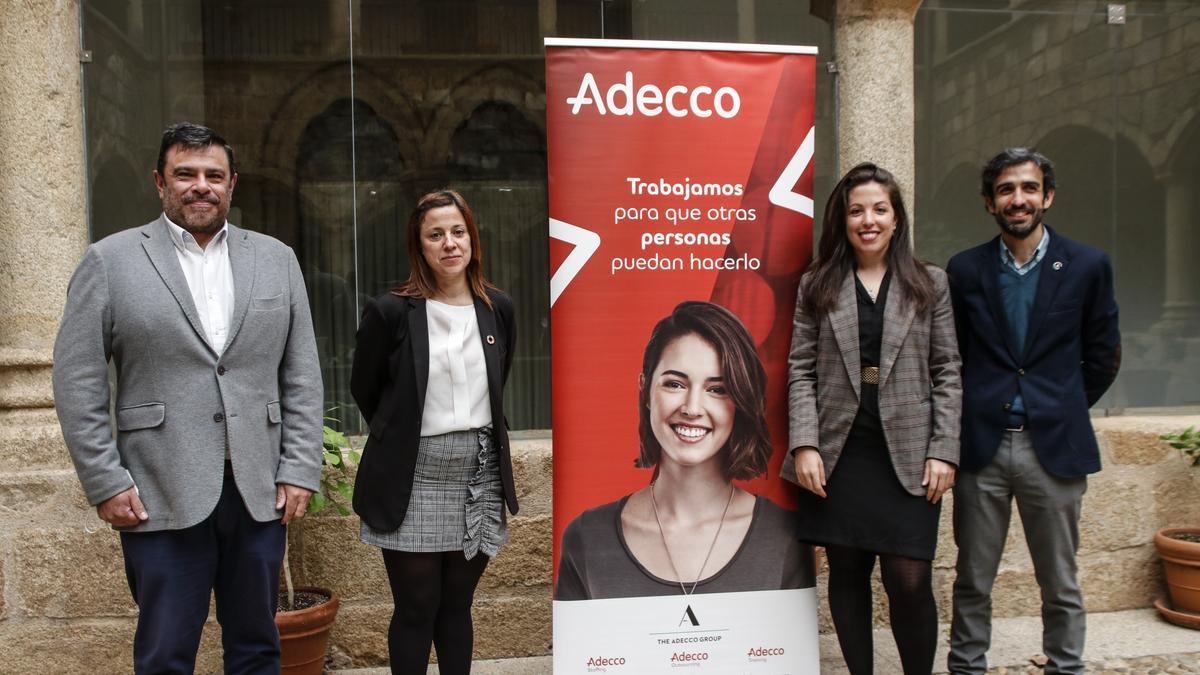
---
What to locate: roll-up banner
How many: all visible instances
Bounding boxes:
[546,38,820,673]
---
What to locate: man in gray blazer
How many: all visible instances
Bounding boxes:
[53,123,323,673]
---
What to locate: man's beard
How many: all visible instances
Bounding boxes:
[993,207,1043,239]
[164,195,226,235]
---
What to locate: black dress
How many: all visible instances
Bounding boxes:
[795,273,941,561]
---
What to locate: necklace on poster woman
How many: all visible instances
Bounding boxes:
[649,482,736,596]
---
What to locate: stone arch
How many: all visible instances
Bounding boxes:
[422,64,545,167]
[297,98,405,182]
[448,100,545,179]
[929,149,982,196]
[1163,108,1200,176]
[293,97,404,284]
[1034,125,1164,334]
[257,62,421,185]
[919,161,981,266]
[296,97,410,298]
[1034,125,1116,250]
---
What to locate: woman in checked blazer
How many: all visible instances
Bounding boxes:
[782,163,961,675]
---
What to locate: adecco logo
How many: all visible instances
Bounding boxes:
[566,72,741,118]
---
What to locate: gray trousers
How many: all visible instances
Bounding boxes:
[948,430,1088,675]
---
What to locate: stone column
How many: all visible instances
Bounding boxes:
[1158,172,1200,334]
[0,0,88,429]
[737,0,757,43]
[327,0,351,56]
[0,4,134,670]
[539,0,557,37]
[835,0,924,209]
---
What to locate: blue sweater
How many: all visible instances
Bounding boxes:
[998,263,1041,419]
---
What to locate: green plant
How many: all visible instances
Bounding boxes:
[280,413,359,611]
[1161,426,1200,467]
[311,418,360,515]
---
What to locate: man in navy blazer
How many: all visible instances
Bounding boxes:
[946,148,1120,675]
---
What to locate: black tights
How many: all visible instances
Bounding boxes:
[380,549,490,675]
[825,544,937,675]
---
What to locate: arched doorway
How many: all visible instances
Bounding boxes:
[297,98,405,428]
[447,100,550,429]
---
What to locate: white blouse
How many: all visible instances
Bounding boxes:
[421,299,492,436]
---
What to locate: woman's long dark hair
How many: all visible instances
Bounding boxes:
[801,163,934,318]
[390,189,499,308]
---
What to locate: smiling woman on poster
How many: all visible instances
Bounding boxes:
[555,301,813,601]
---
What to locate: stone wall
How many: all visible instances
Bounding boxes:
[4,1,1200,671]
[913,3,1200,409]
[2,418,1193,671]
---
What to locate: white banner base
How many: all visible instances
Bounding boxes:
[552,588,820,674]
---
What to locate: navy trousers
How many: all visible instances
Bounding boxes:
[120,468,286,675]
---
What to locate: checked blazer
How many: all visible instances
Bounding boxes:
[782,265,962,495]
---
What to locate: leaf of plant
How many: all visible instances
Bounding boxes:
[337,482,354,500]
[335,502,351,516]
[309,492,328,514]
[330,431,350,447]
[323,451,342,466]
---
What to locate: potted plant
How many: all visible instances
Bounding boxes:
[1154,426,1200,629]
[276,417,360,673]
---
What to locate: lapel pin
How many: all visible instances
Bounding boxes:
[1052,261,1063,270]
[486,335,495,345]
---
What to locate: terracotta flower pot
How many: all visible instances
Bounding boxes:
[276,586,340,674]
[1154,527,1200,616]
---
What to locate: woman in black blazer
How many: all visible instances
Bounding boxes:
[351,189,517,675]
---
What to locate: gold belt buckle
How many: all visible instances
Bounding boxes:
[861,366,880,385]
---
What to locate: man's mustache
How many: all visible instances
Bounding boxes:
[183,195,220,206]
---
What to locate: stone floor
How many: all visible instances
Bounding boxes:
[1001,653,1200,674]
[333,608,1200,674]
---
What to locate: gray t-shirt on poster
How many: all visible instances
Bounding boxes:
[554,495,815,601]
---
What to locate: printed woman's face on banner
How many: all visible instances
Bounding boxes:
[644,332,734,471]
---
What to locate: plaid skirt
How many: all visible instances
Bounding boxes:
[360,427,508,559]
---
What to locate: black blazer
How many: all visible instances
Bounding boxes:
[350,288,518,531]
[947,227,1120,478]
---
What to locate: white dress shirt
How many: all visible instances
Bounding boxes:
[164,216,235,354]
[421,299,492,436]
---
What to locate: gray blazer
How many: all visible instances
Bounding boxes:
[52,217,324,531]
[782,266,961,496]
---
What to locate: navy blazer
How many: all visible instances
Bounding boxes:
[947,227,1120,478]
[350,289,518,531]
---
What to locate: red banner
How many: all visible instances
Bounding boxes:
[548,37,816,557]
[546,37,819,673]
